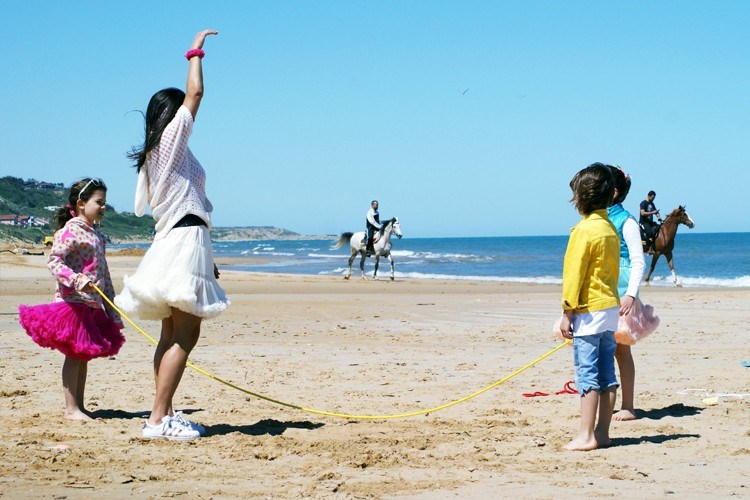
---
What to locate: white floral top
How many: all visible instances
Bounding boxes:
[48,218,120,324]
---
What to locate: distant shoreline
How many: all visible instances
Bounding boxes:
[0,227,334,247]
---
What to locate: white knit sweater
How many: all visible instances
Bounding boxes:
[134,105,213,240]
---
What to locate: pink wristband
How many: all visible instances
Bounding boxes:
[185,48,205,60]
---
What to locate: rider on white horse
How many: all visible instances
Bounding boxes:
[366,200,382,255]
[335,215,402,280]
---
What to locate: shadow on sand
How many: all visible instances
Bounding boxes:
[89,408,203,420]
[610,433,700,447]
[636,403,703,420]
[205,418,324,437]
[88,410,323,437]
[90,409,150,420]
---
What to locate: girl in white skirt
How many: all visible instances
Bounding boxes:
[116,29,229,440]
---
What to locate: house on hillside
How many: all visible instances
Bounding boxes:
[0,215,16,226]
[0,214,49,227]
[23,181,64,190]
[28,216,49,227]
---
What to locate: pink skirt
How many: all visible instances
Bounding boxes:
[614,298,659,346]
[19,301,125,361]
[552,298,659,345]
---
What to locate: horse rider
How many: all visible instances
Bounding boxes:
[639,190,662,253]
[366,200,382,255]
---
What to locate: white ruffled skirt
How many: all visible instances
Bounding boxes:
[115,226,229,320]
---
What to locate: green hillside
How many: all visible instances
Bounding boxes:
[0,176,319,245]
[0,176,155,243]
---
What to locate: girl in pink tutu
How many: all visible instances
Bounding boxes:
[606,166,659,421]
[18,178,125,421]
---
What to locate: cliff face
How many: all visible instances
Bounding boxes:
[210,227,332,241]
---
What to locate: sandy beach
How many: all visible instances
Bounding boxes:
[1,252,748,498]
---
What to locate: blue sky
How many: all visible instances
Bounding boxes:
[3,2,749,237]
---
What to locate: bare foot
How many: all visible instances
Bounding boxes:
[612,409,637,421]
[594,430,612,448]
[564,435,598,451]
[64,410,93,421]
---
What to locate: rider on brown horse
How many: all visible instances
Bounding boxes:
[642,205,695,285]
[639,190,662,253]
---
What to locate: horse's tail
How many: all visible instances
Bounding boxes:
[334,232,354,249]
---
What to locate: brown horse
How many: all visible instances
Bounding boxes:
[643,205,695,286]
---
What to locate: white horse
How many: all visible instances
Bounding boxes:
[334,217,403,280]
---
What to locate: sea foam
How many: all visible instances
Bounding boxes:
[647,275,750,288]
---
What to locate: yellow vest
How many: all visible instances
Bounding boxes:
[562,210,620,314]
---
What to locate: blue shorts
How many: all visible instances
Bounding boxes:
[573,331,619,396]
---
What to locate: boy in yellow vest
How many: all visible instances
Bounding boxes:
[558,163,620,451]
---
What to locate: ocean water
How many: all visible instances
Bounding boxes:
[197,232,749,288]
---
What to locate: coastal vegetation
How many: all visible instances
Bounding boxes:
[0,176,319,245]
[0,176,155,243]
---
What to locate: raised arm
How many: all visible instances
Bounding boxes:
[183,29,219,120]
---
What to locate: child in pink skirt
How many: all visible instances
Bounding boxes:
[19,178,125,420]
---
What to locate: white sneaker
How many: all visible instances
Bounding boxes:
[142,416,201,441]
[173,411,206,436]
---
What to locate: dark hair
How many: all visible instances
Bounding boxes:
[608,166,632,205]
[648,190,656,197]
[53,178,108,230]
[569,163,615,214]
[371,200,378,205]
[127,87,186,173]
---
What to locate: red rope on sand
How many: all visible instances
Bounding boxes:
[557,380,577,395]
[522,380,577,398]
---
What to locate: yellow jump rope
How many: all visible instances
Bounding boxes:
[94,285,571,420]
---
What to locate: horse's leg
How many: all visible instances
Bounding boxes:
[665,252,679,286]
[345,249,356,279]
[373,255,380,279]
[359,252,367,279]
[643,253,659,285]
[387,253,395,281]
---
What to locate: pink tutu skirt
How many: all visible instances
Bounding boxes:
[613,298,659,346]
[19,301,125,361]
[552,298,659,345]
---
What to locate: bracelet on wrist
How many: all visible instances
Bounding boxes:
[185,48,205,60]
